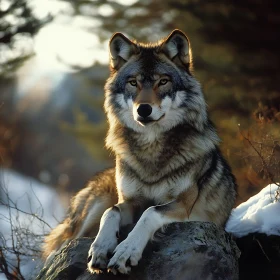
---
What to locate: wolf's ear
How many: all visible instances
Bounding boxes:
[160,29,192,69]
[109,33,138,70]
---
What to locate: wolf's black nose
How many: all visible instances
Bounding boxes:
[137,104,152,118]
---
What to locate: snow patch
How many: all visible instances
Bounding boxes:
[0,169,65,279]
[226,184,280,238]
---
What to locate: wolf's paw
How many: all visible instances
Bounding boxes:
[87,238,118,274]
[107,239,142,274]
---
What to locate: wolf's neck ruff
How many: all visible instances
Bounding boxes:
[107,120,219,186]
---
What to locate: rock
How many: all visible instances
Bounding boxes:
[37,222,240,280]
[236,232,280,280]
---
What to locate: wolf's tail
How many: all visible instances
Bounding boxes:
[42,216,75,260]
[42,168,118,260]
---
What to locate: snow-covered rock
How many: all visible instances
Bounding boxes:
[0,169,65,280]
[226,184,280,237]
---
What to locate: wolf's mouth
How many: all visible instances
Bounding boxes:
[137,114,165,126]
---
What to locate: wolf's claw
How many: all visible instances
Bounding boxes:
[107,239,142,274]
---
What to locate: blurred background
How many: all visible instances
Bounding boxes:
[1,0,280,209]
[0,0,280,278]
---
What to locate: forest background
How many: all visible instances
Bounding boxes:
[1,0,279,208]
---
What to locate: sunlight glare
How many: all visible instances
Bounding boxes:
[29,0,74,19]
[29,0,109,72]
[34,23,109,71]
[98,4,115,17]
[0,0,11,11]
[108,0,139,6]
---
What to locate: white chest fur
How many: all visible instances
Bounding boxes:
[116,171,192,204]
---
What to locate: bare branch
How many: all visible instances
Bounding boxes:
[239,125,280,202]
[0,176,56,279]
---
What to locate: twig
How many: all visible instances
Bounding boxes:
[253,237,271,262]
[0,198,52,229]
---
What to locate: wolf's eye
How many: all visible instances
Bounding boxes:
[128,80,137,87]
[158,79,169,86]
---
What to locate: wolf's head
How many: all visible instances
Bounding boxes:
[104,29,207,135]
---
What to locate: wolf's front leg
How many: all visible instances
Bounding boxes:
[108,195,200,274]
[87,202,134,274]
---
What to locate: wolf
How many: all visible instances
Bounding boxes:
[43,29,237,274]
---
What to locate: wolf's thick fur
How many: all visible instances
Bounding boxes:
[43,30,237,274]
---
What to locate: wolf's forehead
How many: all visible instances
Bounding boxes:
[133,55,172,78]
[135,74,160,81]
[118,47,177,80]
[136,63,176,81]
[123,62,167,79]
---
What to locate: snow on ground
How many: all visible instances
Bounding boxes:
[226,184,280,238]
[0,169,65,280]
